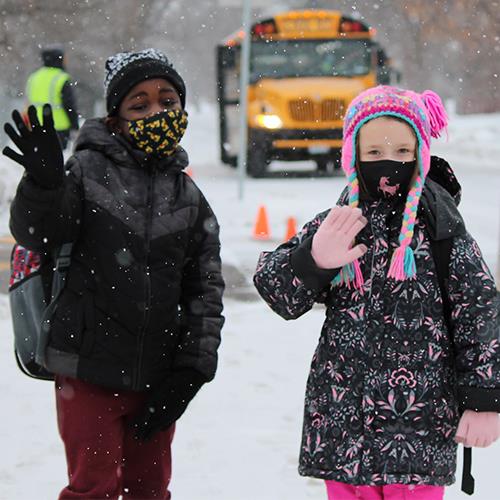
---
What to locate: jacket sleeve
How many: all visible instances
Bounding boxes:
[61,80,79,130]
[9,156,83,253]
[448,231,500,412]
[253,210,340,321]
[173,189,225,382]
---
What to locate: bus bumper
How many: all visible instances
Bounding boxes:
[249,127,343,161]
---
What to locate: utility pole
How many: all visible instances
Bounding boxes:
[218,0,277,198]
[236,0,252,201]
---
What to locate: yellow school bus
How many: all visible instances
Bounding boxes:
[216,10,399,176]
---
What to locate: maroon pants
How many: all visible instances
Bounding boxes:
[55,375,175,500]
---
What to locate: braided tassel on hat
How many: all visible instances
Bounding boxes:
[387,90,447,281]
[387,175,424,280]
[331,166,365,289]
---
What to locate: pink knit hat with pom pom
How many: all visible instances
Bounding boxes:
[333,85,448,289]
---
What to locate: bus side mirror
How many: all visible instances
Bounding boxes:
[377,67,390,85]
[220,45,238,70]
[376,48,389,84]
[376,48,387,68]
[375,49,401,85]
[216,44,241,98]
[377,66,401,85]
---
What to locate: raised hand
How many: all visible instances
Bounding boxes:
[3,104,64,189]
[311,206,368,269]
[455,410,500,448]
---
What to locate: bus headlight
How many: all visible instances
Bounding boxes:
[256,114,283,129]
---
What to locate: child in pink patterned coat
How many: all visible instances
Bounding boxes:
[254,86,500,499]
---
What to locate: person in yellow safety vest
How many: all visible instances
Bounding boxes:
[26,46,79,150]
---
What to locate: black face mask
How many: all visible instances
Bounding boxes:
[358,159,416,201]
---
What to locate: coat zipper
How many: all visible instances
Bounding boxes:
[134,166,155,390]
[367,201,381,299]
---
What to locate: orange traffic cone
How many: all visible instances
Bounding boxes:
[284,216,297,241]
[185,166,194,178]
[253,205,271,240]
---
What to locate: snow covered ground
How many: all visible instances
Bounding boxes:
[0,104,499,499]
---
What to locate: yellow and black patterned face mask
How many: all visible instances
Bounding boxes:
[127,109,188,158]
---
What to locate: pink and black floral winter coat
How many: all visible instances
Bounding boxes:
[253,158,500,486]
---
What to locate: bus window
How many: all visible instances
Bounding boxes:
[250,39,372,82]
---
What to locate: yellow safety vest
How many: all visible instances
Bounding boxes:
[26,67,71,131]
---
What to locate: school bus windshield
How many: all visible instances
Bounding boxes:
[250,39,372,81]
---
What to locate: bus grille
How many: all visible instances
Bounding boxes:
[289,99,346,122]
[321,99,346,121]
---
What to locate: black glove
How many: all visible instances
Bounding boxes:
[133,369,206,441]
[3,104,64,189]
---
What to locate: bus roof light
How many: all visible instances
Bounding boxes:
[252,19,278,37]
[340,17,369,33]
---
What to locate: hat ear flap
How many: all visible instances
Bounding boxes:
[421,90,448,139]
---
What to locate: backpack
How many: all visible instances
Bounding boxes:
[8,243,73,381]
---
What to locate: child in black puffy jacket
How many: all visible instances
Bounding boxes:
[4,48,224,500]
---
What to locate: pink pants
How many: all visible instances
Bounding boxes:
[325,480,445,499]
[55,375,175,500]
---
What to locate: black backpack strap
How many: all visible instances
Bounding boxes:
[35,243,73,367]
[430,237,453,332]
[430,236,475,495]
[462,447,475,495]
[51,243,73,298]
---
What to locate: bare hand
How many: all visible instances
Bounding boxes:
[455,410,500,448]
[311,206,368,269]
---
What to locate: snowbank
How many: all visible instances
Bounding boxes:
[2,296,500,499]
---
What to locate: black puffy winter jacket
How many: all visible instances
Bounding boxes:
[10,118,224,391]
